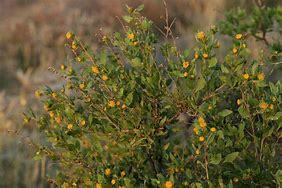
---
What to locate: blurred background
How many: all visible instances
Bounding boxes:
[0,0,280,187]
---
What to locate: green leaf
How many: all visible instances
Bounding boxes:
[223,152,239,163]
[210,153,222,165]
[131,57,142,68]
[219,109,233,117]
[123,15,133,23]
[125,92,134,106]
[135,4,144,12]
[209,57,218,68]
[263,127,274,138]
[268,112,282,121]
[195,76,206,92]
[238,106,249,119]
[221,64,229,73]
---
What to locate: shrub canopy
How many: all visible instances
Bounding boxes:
[28,4,282,188]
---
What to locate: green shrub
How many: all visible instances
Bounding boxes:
[28,4,282,187]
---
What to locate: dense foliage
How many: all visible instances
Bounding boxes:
[27,4,282,187]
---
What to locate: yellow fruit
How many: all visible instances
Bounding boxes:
[182,61,189,68]
[269,104,274,110]
[60,64,66,70]
[195,149,200,155]
[108,100,115,108]
[203,53,209,59]
[80,120,86,126]
[35,90,42,98]
[122,104,127,109]
[96,183,102,188]
[233,48,238,54]
[257,73,265,81]
[243,74,249,80]
[197,31,205,40]
[199,136,205,142]
[105,168,111,176]
[49,111,55,118]
[127,33,134,40]
[92,66,99,74]
[235,34,242,40]
[237,99,242,105]
[52,92,57,98]
[67,124,73,130]
[79,83,85,90]
[259,101,268,110]
[65,32,73,39]
[71,41,78,50]
[55,116,62,124]
[111,179,116,185]
[121,171,126,177]
[198,116,207,128]
[193,127,199,135]
[76,57,82,62]
[102,75,108,81]
[210,127,217,132]
[183,72,188,77]
[164,181,174,188]
[194,52,199,60]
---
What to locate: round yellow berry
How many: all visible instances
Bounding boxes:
[195,149,200,155]
[105,168,111,176]
[92,66,99,74]
[243,74,249,80]
[182,61,189,68]
[35,90,42,98]
[127,33,134,40]
[60,64,66,70]
[203,53,209,59]
[199,136,205,142]
[233,48,238,54]
[257,73,265,81]
[96,183,102,188]
[121,171,126,177]
[67,124,73,130]
[197,31,205,40]
[198,116,207,128]
[269,104,274,110]
[237,99,242,106]
[259,101,268,110]
[183,72,188,77]
[79,83,85,90]
[102,75,108,81]
[108,100,115,108]
[210,127,217,132]
[55,116,62,124]
[80,120,86,126]
[49,111,55,118]
[194,52,199,60]
[122,104,127,110]
[111,179,116,185]
[193,127,199,135]
[235,34,243,40]
[52,92,57,98]
[65,32,73,39]
[164,181,174,188]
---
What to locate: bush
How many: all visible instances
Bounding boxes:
[28,4,282,187]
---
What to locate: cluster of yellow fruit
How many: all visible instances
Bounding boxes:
[94,169,127,187]
[242,72,265,81]
[193,116,217,143]
[237,98,274,111]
